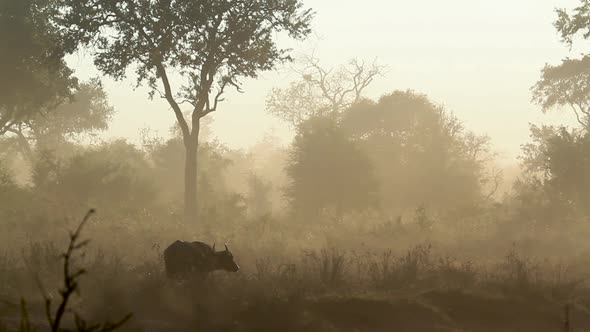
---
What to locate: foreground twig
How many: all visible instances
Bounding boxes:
[563,303,571,332]
[23,209,132,332]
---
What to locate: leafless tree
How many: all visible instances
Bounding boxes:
[266,53,387,127]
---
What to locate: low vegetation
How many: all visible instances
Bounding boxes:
[5,0,590,331]
[1,207,589,331]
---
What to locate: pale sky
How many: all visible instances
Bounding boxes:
[66,0,588,166]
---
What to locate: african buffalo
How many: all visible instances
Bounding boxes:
[163,240,239,280]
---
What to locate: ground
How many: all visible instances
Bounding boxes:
[2,287,588,332]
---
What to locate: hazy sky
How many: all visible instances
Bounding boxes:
[66,0,587,166]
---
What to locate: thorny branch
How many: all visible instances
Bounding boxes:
[30,209,133,332]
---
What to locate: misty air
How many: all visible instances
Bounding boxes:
[1,0,590,331]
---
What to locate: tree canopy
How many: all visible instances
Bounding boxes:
[2,78,114,159]
[57,0,314,223]
[340,90,497,214]
[518,0,590,227]
[531,56,590,130]
[58,0,314,132]
[285,115,379,220]
[512,125,590,225]
[0,0,77,136]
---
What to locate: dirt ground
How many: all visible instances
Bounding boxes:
[2,288,589,332]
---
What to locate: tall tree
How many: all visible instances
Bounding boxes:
[0,0,77,137]
[530,1,590,132]
[2,78,114,160]
[285,116,378,220]
[515,125,590,224]
[31,140,158,218]
[554,0,590,47]
[340,90,498,214]
[531,56,590,131]
[58,0,314,223]
[521,1,590,225]
[266,54,386,127]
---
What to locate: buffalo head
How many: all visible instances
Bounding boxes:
[213,243,240,272]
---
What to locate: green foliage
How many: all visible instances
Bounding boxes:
[515,125,590,223]
[58,0,313,98]
[0,1,110,161]
[31,79,114,147]
[531,56,590,130]
[281,90,495,221]
[340,90,493,214]
[523,1,590,226]
[57,0,313,223]
[0,0,77,136]
[554,0,590,47]
[285,116,379,219]
[56,0,314,130]
[0,78,114,161]
[32,141,157,217]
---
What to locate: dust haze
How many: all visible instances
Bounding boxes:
[2,0,590,331]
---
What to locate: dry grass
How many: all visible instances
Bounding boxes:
[3,234,590,331]
[2,211,590,331]
[1,210,131,332]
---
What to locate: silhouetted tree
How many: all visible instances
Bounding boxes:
[532,56,590,131]
[2,78,114,160]
[554,1,590,47]
[246,172,273,218]
[340,90,497,214]
[147,135,246,225]
[266,54,386,127]
[0,158,27,223]
[58,0,314,224]
[516,125,590,222]
[32,140,157,218]
[531,1,590,132]
[521,0,590,224]
[285,116,378,220]
[0,0,77,137]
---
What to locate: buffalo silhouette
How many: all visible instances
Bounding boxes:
[163,240,239,280]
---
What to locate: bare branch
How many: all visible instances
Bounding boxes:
[569,103,587,128]
[6,127,33,159]
[202,81,227,118]
[267,53,387,126]
[178,99,197,108]
[30,209,133,332]
[484,168,503,200]
[0,119,16,136]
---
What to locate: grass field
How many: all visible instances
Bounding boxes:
[2,229,589,332]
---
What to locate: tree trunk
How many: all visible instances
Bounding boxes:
[11,128,33,162]
[183,120,200,224]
